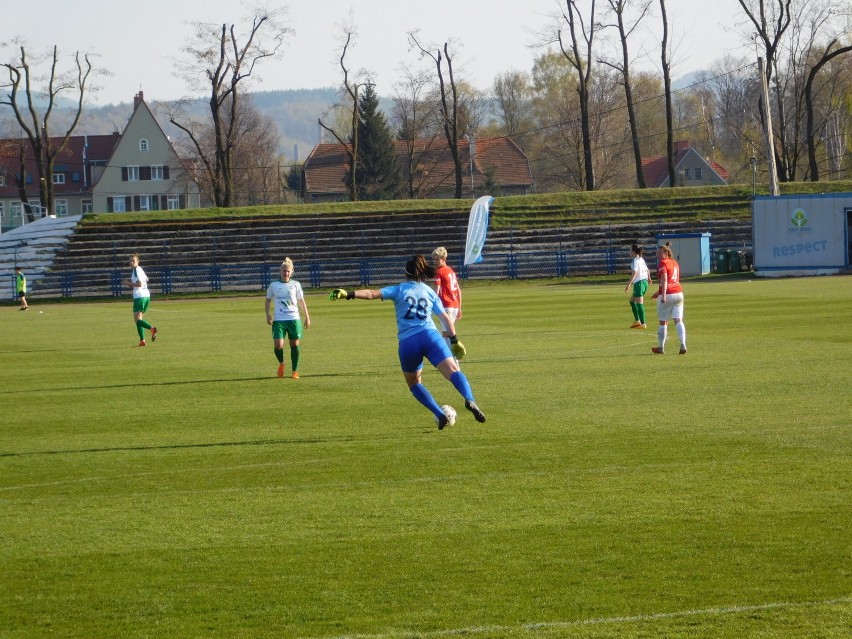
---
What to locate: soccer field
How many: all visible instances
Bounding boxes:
[1,276,850,639]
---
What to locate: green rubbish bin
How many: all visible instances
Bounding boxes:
[729,250,743,273]
[715,249,730,274]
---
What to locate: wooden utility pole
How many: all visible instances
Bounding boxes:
[758,57,780,196]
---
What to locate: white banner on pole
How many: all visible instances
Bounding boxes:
[464,195,493,266]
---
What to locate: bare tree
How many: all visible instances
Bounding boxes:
[0,45,92,220]
[391,66,442,198]
[736,0,794,180]
[527,50,586,191]
[600,0,652,187]
[659,0,677,187]
[557,0,599,190]
[169,8,289,207]
[491,70,533,150]
[805,38,852,180]
[175,99,281,206]
[409,32,465,199]
[318,26,369,201]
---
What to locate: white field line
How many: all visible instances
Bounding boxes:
[311,597,852,639]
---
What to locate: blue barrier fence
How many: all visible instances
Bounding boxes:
[21,241,751,299]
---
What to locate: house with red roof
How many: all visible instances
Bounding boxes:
[302,135,534,202]
[0,92,201,232]
[641,140,729,188]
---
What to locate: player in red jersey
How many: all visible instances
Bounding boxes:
[651,243,687,355]
[431,246,463,359]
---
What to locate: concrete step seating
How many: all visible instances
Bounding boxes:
[14,210,752,298]
[1,215,81,300]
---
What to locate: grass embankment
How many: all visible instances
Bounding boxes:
[81,180,852,228]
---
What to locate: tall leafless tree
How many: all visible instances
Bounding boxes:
[805,38,852,180]
[409,32,465,199]
[1,45,92,220]
[391,67,442,198]
[174,99,281,206]
[170,8,288,207]
[736,0,794,180]
[491,70,533,150]
[659,0,677,187]
[318,27,368,201]
[601,0,652,187]
[557,0,598,190]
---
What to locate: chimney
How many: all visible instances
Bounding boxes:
[133,91,144,111]
[674,140,690,154]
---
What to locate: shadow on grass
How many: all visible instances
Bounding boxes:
[0,371,389,395]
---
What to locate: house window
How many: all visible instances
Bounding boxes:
[127,166,140,181]
[695,167,703,180]
[11,202,23,225]
[112,197,127,213]
[167,194,180,210]
[53,173,66,184]
[151,165,165,180]
[82,200,93,213]
[140,139,149,152]
[138,195,152,211]
[0,174,5,186]
[682,168,691,180]
[55,200,68,217]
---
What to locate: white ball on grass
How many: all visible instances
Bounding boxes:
[435,404,457,427]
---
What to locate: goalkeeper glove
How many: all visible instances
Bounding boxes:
[449,335,466,360]
[329,288,354,300]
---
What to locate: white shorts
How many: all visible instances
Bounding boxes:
[657,292,684,322]
[438,307,460,335]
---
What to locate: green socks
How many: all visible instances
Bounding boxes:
[629,301,639,321]
[135,319,152,340]
[637,304,646,324]
[290,345,300,372]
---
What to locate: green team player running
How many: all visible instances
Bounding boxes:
[265,258,311,379]
[123,254,157,346]
[15,266,28,310]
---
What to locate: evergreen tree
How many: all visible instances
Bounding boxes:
[348,84,402,200]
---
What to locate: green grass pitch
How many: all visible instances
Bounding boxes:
[1,276,850,638]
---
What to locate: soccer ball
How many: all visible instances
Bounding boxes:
[436,404,457,427]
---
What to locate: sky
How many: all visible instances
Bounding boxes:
[3,0,752,106]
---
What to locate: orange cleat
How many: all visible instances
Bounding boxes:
[138,340,146,347]
[277,363,285,378]
[150,327,158,342]
[291,371,300,380]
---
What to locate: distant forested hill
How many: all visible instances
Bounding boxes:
[0,87,341,163]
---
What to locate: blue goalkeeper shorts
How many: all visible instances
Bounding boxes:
[397,329,453,373]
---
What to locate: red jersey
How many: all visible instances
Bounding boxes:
[434,265,461,309]
[657,258,683,294]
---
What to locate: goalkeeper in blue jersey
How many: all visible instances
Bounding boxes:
[329,255,486,430]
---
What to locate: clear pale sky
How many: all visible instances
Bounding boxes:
[3,0,750,106]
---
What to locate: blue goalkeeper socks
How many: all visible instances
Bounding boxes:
[410,383,444,419]
[450,371,474,402]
